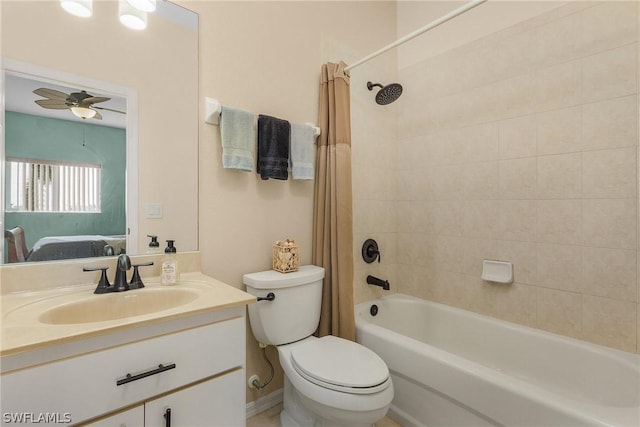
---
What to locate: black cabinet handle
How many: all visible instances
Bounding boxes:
[164,408,171,427]
[116,363,176,386]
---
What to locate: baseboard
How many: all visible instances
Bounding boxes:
[246,388,284,418]
[388,404,425,427]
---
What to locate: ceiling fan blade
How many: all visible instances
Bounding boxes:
[92,106,126,114]
[84,96,110,104]
[35,99,70,109]
[92,111,103,120]
[33,88,69,101]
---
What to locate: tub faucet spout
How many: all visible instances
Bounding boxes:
[367,275,390,290]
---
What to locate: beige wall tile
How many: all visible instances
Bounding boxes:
[536,106,582,156]
[499,115,537,160]
[537,243,582,293]
[433,270,467,308]
[462,200,500,239]
[536,12,583,67]
[499,158,537,199]
[583,44,638,103]
[397,201,435,234]
[582,247,637,302]
[465,276,499,317]
[397,232,435,269]
[462,238,499,278]
[435,236,466,274]
[582,147,637,199]
[462,161,499,200]
[583,295,637,352]
[537,153,582,199]
[536,59,582,112]
[497,26,539,79]
[433,201,465,237]
[498,200,537,242]
[459,123,500,164]
[498,240,537,286]
[393,1,640,354]
[582,1,638,57]
[537,199,583,245]
[582,95,638,151]
[496,282,538,327]
[498,73,540,119]
[397,265,436,301]
[537,287,583,339]
[583,199,637,250]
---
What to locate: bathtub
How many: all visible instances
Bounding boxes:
[355,294,640,427]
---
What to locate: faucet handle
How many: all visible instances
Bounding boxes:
[129,262,154,289]
[83,267,112,294]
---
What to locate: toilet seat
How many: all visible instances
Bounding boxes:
[290,336,390,395]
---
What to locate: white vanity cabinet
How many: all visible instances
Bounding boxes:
[144,369,244,427]
[1,309,247,427]
[83,406,144,427]
[84,370,244,427]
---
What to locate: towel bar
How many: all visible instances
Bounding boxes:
[204,97,321,137]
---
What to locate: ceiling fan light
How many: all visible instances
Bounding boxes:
[126,0,156,13]
[60,0,93,18]
[119,1,147,30]
[70,106,97,119]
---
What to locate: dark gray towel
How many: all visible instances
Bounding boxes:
[257,114,290,180]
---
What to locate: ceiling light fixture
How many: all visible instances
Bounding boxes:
[59,0,93,18]
[70,106,97,120]
[126,0,157,13]
[119,0,148,30]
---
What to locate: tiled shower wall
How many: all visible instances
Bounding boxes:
[395,1,639,353]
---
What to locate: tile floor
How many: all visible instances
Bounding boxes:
[246,404,401,427]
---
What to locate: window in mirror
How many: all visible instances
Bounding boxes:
[6,158,102,213]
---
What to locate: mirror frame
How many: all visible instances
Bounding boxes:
[1,58,139,263]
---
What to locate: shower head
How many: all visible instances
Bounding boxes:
[367,81,403,105]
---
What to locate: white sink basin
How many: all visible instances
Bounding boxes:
[38,288,199,325]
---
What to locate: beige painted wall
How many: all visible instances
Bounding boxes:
[395,1,639,353]
[177,0,397,404]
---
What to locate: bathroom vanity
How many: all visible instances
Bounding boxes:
[0,253,255,426]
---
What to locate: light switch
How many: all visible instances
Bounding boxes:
[145,203,163,219]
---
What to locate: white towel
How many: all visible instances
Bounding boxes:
[220,106,255,171]
[290,123,316,180]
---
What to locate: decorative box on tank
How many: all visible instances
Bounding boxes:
[272,239,299,273]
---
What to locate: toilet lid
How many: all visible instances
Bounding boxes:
[290,336,390,394]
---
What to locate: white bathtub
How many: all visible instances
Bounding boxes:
[355,294,640,427]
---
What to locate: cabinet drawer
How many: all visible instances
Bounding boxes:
[1,317,245,426]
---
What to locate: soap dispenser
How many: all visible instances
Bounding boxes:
[161,240,180,285]
[147,235,161,254]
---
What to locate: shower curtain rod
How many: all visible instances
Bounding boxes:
[343,0,487,73]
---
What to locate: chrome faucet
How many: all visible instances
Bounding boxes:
[113,254,132,292]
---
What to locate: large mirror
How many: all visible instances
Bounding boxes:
[1,0,199,264]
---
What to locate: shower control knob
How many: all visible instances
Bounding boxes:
[362,239,381,263]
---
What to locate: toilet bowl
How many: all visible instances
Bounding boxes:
[278,336,393,427]
[243,266,394,427]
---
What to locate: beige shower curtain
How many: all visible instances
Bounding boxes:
[313,61,355,341]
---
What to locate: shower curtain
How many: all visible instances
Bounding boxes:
[312,61,355,341]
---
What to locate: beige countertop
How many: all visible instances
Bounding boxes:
[1,271,255,357]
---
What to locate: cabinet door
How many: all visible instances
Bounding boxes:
[82,405,144,427]
[145,369,244,427]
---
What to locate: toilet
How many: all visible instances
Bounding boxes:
[243,265,393,427]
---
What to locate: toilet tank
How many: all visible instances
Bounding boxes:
[243,265,325,346]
